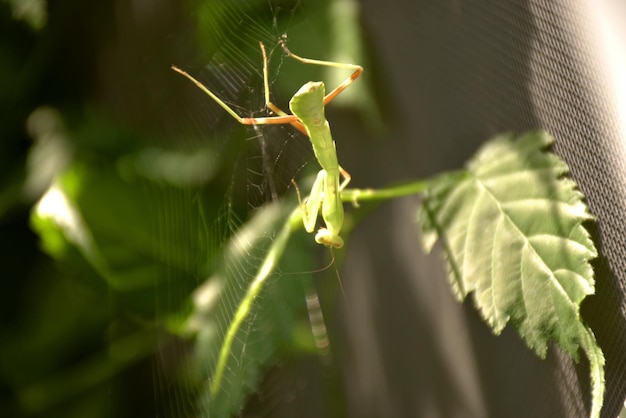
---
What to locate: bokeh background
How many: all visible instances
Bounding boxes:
[2,0,626,417]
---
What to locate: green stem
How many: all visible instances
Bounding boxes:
[341,179,430,203]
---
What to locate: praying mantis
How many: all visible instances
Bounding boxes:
[171,39,362,248]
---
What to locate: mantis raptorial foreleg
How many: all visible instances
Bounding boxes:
[292,164,350,248]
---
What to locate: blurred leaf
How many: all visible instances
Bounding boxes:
[31,153,219,317]
[24,107,72,201]
[183,201,310,417]
[4,0,47,30]
[418,131,605,418]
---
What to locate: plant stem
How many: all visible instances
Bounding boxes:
[341,179,431,203]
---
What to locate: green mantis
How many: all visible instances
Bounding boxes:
[172,39,362,248]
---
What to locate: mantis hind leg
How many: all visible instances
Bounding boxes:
[279,36,363,106]
[259,42,308,135]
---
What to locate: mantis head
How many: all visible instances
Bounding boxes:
[289,81,326,128]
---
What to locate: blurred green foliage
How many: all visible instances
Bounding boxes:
[0,0,369,415]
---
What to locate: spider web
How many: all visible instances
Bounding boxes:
[148,1,353,416]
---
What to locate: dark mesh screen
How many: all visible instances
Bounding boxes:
[336,1,626,417]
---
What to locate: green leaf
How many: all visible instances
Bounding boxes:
[31,157,216,318]
[183,202,309,417]
[418,131,605,418]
